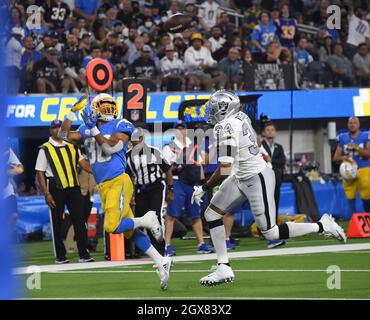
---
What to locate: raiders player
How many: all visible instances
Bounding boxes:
[191,90,347,286]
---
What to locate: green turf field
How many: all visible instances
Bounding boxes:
[14,222,370,300]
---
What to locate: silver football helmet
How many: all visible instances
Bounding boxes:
[205,90,240,125]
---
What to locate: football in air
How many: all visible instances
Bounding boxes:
[163,13,192,33]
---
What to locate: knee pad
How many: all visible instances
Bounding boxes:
[205,206,223,229]
[261,225,279,241]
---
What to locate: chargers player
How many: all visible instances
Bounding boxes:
[59,93,172,289]
[192,90,346,286]
[333,116,370,217]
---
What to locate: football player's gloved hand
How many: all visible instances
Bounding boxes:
[81,107,97,129]
[191,185,206,206]
[71,95,88,113]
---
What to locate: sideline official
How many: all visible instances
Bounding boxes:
[126,128,173,255]
[35,119,94,264]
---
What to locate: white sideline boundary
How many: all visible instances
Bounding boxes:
[14,242,370,275]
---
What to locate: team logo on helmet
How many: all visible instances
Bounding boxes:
[218,101,229,112]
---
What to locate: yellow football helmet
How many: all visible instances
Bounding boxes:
[91,93,118,121]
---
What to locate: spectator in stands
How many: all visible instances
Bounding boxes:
[160,44,185,91]
[125,27,138,57]
[217,11,237,41]
[62,34,84,93]
[105,32,127,65]
[275,4,299,49]
[208,25,226,61]
[259,40,282,63]
[173,35,187,60]
[5,27,25,93]
[130,36,159,67]
[184,33,226,91]
[184,0,205,29]
[198,0,220,31]
[138,16,157,39]
[73,0,100,30]
[20,36,41,93]
[327,43,355,87]
[317,34,334,63]
[251,11,277,63]
[156,33,172,59]
[346,0,370,59]
[79,32,93,57]
[117,0,133,27]
[353,43,370,86]
[42,0,71,33]
[34,47,66,93]
[129,45,160,91]
[36,119,94,264]
[105,4,121,30]
[167,1,179,17]
[219,47,243,90]
[295,38,314,71]
[128,36,145,64]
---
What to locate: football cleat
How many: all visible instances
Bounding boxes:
[267,239,286,249]
[156,256,172,290]
[165,244,176,257]
[319,213,347,243]
[197,242,214,254]
[226,239,236,250]
[141,210,163,242]
[200,263,235,287]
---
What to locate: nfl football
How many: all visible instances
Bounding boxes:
[163,13,192,33]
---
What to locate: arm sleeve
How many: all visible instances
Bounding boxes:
[35,149,48,172]
[9,149,21,166]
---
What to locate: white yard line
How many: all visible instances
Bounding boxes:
[14,242,370,275]
[46,269,370,274]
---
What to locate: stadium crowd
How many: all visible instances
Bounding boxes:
[3,0,370,94]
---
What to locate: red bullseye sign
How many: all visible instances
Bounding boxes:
[85,58,113,92]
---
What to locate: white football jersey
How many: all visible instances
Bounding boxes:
[213,111,267,180]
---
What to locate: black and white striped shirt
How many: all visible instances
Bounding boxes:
[126,143,171,187]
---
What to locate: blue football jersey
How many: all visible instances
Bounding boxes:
[78,119,135,183]
[275,17,298,48]
[251,22,277,53]
[337,131,370,168]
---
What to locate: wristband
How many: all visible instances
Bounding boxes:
[66,111,75,121]
[90,126,100,136]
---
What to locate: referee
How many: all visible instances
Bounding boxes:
[126,128,173,255]
[35,119,94,264]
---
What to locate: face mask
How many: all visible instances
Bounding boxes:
[161,16,168,23]
[145,21,153,28]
